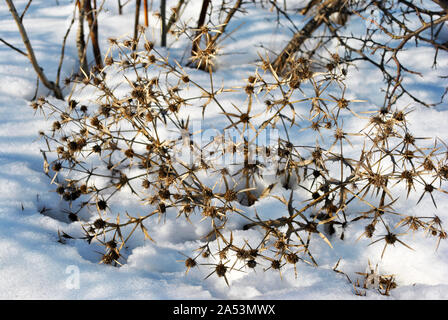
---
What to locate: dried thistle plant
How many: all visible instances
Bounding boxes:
[37,26,447,290]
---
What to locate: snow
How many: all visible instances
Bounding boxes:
[0,0,448,300]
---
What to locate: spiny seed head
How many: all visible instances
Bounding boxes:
[142,179,150,189]
[182,204,193,214]
[312,148,322,160]
[337,98,349,109]
[311,121,321,131]
[369,173,386,187]
[185,258,197,268]
[97,200,108,211]
[423,158,435,171]
[132,88,145,101]
[145,112,154,122]
[63,192,71,201]
[92,77,101,86]
[274,240,286,250]
[236,249,250,260]
[105,56,114,66]
[30,101,39,110]
[76,138,86,150]
[181,75,190,83]
[93,218,106,229]
[90,116,100,127]
[159,189,170,199]
[278,148,290,158]
[148,55,156,64]
[124,148,135,158]
[380,107,389,115]
[312,191,321,200]
[249,249,258,258]
[247,259,257,268]
[172,193,182,200]
[203,206,217,218]
[240,113,250,123]
[245,85,254,94]
[99,106,110,117]
[365,224,375,238]
[219,250,228,260]
[433,216,442,224]
[108,250,120,261]
[370,116,384,125]
[403,150,414,160]
[68,213,78,221]
[334,128,344,140]
[108,37,118,45]
[101,254,113,264]
[305,222,318,233]
[106,240,117,249]
[326,203,338,214]
[271,260,281,270]
[123,39,133,48]
[168,103,179,113]
[140,157,151,168]
[393,111,405,121]
[203,187,213,198]
[286,253,299,264]
[70,190,81,200]
[144,41,154,52]
[425,184,434,193]
[52,121,61,131]
[37,97,46,105]
[216,263,227,277]
[56,186,65,195]
[68,100,78,110]
[68,141,78,152]
[439,165,448,179]
[404,133,415,144]
[52,162,62,172]
[80,184,88,194]
[385,232,397,244]
[400,170,413,181]
[224,190,237,202]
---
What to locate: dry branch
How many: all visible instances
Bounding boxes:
[272,0,347,73]
[76,0,89,74]
[84,0,102,68]
[5,0,63,99]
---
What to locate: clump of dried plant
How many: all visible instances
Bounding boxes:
[36,27,447,289]
[334,259,397,296]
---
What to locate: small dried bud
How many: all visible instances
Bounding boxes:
[93,218,107,229]
[97,200,108,211]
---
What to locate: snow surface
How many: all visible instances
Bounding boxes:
[0,0,448,299]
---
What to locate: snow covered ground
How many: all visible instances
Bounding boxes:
[1,0,448,299]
